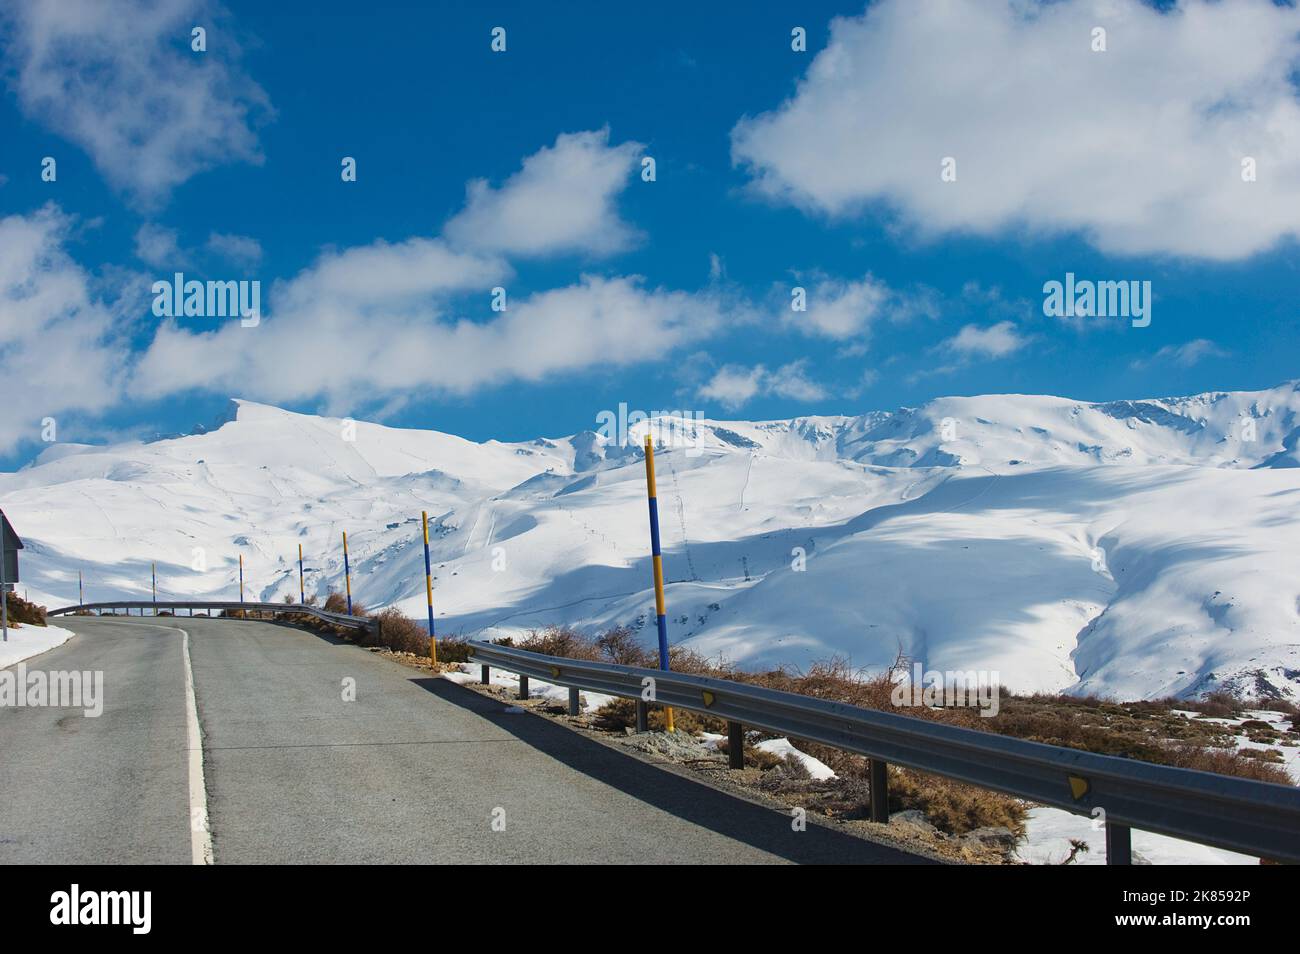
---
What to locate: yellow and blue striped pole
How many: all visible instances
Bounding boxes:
[238,554,244,603]
[643,435,675,732]
[298,543,305,604]
[422,511,437,664]
[342,531,352,615]
[151,562,156,615]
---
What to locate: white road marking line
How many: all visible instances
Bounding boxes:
[90,618,216,864]
[181,627,215,865]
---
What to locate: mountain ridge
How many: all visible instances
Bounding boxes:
[4,378,1299,702]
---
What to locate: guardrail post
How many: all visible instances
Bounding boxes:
[568,687,580,717]
[518,675,529,700]
[727,721,745,770]
[440,639,1300,863]
[635,700,648,733]
[480,665,490,684]
[1106,822,1132,865]
[868,758,889,823]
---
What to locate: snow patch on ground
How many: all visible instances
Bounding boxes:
[446,663,615,712]
[1220,710,1299,782]
[754,737,838,779]
[1016,807,1259,865]
[0,623,75,668]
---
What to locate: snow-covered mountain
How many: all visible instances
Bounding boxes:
[5,382,1300,702]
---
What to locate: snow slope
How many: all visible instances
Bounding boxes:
[0,624,76,669]
[3,382,1300,702]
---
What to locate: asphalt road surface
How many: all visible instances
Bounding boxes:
[0,616,929,864]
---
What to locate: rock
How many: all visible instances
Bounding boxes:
[889,810,938,834]
[620,730,717,761]
[960,826,1019,852]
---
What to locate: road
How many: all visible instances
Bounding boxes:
[0,616,929,864]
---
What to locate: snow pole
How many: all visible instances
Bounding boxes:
[642,434,675,733]
[298,543,305,604]
[238,554,244,604]
[151,562,157,614]
[422,511,437,665]
[342,531,352,615]
[78,570,83,606]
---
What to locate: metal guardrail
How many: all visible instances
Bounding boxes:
[48,600,380,637]
[468,640,1300,865]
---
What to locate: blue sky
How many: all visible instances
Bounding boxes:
[2,0,1299,468]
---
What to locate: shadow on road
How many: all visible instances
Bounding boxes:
[411,676,936,865]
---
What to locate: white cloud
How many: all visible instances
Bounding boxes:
[123,130,724,410]
[699,360,828,410]
[134,223,187,269]
[130,235,503,402]
[1,0,271,208]
[131,248,726,411]
[10,130,726,428]
[767,360,829,402]
[792,275,890,340]
[942,321,1027,359]
[732,0,1300,260]
[709,253,725,280]
[1162,338,1228,367]
[699,365,765,409]
[0,205,129,453]
[206,232,262,266]
[1131,337,1228,370]
[443,128,643,258]
[136,225,263,272]
[272,237,509,313]
[785,275,935,353]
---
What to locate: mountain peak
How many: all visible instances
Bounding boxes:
[5,378,1300,704]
